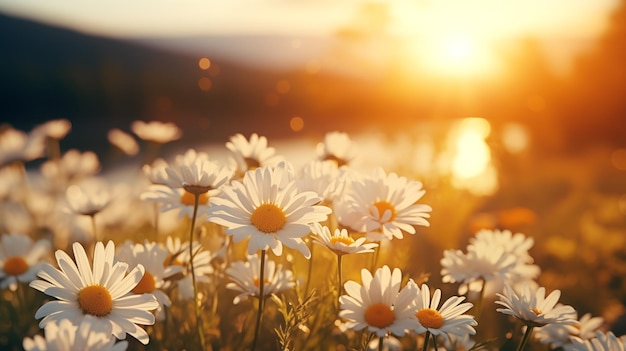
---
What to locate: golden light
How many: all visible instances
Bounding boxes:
[441,117,498,195]
[417,33,498,78]
[198,57,211,70]
[198,77,212,91]
[290,116,304,132]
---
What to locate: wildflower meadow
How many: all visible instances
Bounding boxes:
[1,118,626,351]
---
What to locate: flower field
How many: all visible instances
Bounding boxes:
[1,118,626,351]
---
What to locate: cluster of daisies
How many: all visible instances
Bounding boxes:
[0,119,623,351]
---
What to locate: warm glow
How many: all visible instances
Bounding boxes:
[290,116,304,132]
[415,33,498,78]
[198,57,211,70]
[451,118,491,179]
[198,77,212,91]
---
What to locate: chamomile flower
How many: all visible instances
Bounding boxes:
[310,222,377,256]
[0,233,51,291]
[165,149,229,187]
[412,283,477,338]
[40,149,100,186]
[32,118,72,141]
[208,164,331,258]
[30,241,159,345]
[337,167,431,242]
[65,184,112,217]
[535,312,604,350]
[141,185,213,218]
[495,283,577,328]
[315,131,357,167]
[440,241,517,295]
[23,315,128,351]
[116,240,183,321]
[131,120,181,144]
[226,133,283,177]
[339,265,419,337]
[0,126,46,167]
[107,129,139,156]
[225,254,295,304]
[163,236,214,301]
[295,160,346,204]
[571,331,626,351]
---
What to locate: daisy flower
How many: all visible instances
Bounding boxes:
[23,315,128,351]
[163,236,214,301]
[315,131,357,167]
[116,240,183,321]
[141,184,213,219]
[162,149,232,191]
[141,158,171,185]
[0,233,51,291]
[412,283,477,338]
[208,164,331,257]
[40,149,100,185]
[226,133,283,177]
[0,126,46,168]
[440,242,517,295]
[65,184,112,217]
[131,120,181,144]
[337,167,431,242]
[295,160,346,204]
[32,118,72,141]
[535,312,604,350]
[495,283,577,328]
[468,229,541,295]
[225,254,295,304]
[339,265,419,338]
[107,129,139,156]
[30,241,159,345]
[571,331,626,351]
[310,222,377,256]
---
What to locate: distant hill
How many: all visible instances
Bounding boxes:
[0,12,381,154]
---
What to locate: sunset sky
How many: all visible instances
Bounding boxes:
[0,0,618,39]
[0,0,621,78]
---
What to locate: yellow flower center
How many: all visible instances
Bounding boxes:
[244,157,261,170]
[372,201,396,222]
[132,271,156,294]
[251,203,286,233]
[180,191,209,206]
[330,236,355,246]
[364,303,395,329]
[253,277,272,287]
[3,257,29,276]
[77,285,113,317]
[163,254,184,267]
[416,308,444,329]
[531,308,542,315]
[323,154,347,167]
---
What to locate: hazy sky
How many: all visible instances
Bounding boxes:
[0,0,619,40]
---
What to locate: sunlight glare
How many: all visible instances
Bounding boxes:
[445,117,498,195]
[420,33,497,78]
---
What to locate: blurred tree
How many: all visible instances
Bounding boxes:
[557,0,626,151]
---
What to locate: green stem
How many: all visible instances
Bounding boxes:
[362,332,375,351]
[431,332,438,351]
[189,194,207,351]
[251,249,267,351]
[515,326,534,351]
[337,254,343,296]
[90,214,98,243]
[422,331,431,351]
[378,336,384,351]
[304,240,315,294]
[474,277,486,322]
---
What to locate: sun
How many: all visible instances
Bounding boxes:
[420,33,498,78]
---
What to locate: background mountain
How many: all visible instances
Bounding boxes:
[0,12,383,153]
[2,6,626,156]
